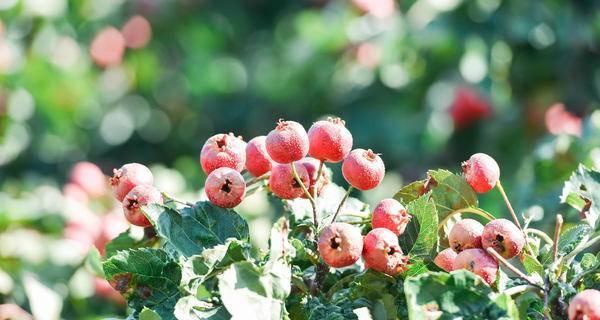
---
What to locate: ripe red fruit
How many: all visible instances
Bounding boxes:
[122,185,163,227]
[299,157,330,198]
[371,198,411,236]
[268,163,310,199]
[307,117,353,163]
[245,136,274,177]
[434,248,457,272]
[568,289,600,320]
[453,248,498,285]
[317,222,363,268]
[462,153,500,193]
[205,167,246,208]
[110,163,154,202]
[448,87,492,130]
[448,219,484,252]
[342,149,385,191]
[265,120,309,164]
[362,228,408,276]
[69,162,107,197]
[200,133,246,175]
[481,219,525,259]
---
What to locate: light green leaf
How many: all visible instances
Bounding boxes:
[174,296,230,320]
[561,164,600,228]
[84,247,104,277]
[542,223,592,265]
[522,253,544,276]
[405,193,438,260]
[140,307,162,320]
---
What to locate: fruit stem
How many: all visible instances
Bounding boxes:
[331,186,353,224]
[437,207,495,232]
[552,214,563,262]
[291,162,319,229]
[246,173,270,187]
[524,228,554,246]
[160,192,194,207]
[486,247,544,290]
[313,160,325,199]
[496,180,522,229]
[504,284,543,297]
[563,234,600,264]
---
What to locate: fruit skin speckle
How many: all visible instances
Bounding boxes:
[371,198,411,236]
[362,228,408,276]
[265,120,309,164]
[568,289,600,320]
[462,153,500,193]
[453,248,498,285]
[200,133,246,175]
[122,185,163,227]
[317,222,363,268]
[205,167,246,208]
[245,136,274,177]
[268,163,310,199]
[307,117,353,163]
[342,149,385,191]
[448,219,484,252]
[110,163,154,202]
[434,248,457,272]
[481,219,525,259]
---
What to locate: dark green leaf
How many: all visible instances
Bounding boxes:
[405,193,438,260]
[541,223,592,265]
[103,248,182,319]
[143,202,249,257]
[427,169,478,218]
[393,180,426,204]
[105,230,153,258]
[561,164,600,228]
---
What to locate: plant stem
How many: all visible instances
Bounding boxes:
[486,248,544,290]
[504,284,543,297]
[552,214,563,263]
[291,162,319,229]
[246,173,270,187]
[524,228,554,246]
[313,160,325,199]
[161,192,194,207]
[331,186,353,224]
[496,180,522,229]
[437,207,495,232]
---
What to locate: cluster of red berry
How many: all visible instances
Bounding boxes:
[110,163,161,227]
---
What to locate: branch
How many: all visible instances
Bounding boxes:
[291,162,319,229]
[330,186,353,224]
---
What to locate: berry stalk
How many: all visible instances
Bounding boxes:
[161,192,194,207]
[290,162,319,229]
[496,180,522,229]
[312,160,325,199]
[486,247,544,290]
[437,207,495,232]
[552,214,563,263]
[331,186,353,224]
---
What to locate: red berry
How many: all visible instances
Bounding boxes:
[200,133,246,174]
[299,157,330,198]
[362,228,408,276]
[205,167,246,208]
[69,162,107,197]
[307,117,353,163]
[448,87,492,130]
[434,248,457,272]
[110,163,154,202]
[317,222,363,268]
[122,185,163,227]
[453,248,498,285]
[245,136,274,177]
[342,149,385,191]
[448,219,484,252]
[265,120,309,164]
[371,198,411,236]
[568,289,600,320]
[462,153,500,193]
[268,163,310,199]
[481,219,525,259]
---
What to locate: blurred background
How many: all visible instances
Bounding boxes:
[0,0,599,318]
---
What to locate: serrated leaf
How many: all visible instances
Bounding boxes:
[144,201,249,257]
[105,230,154,258]
[393,180,426,204]
[405,193,438,260]
[427,169,478,218]
[522,254,544,276]
[85,247,104,277]
[561,164,600,228]
[174,296,230,320]
[103,248,182,318]
[404,270,518,320]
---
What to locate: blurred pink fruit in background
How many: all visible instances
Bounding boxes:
[90,27,126,67]
[545,103,582,137]
[352,0,396,18]
[121,15,152,49]
[449,87,492,130]
[69,162,107,198]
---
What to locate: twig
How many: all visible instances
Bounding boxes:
[330,186,353,224]
[496,180,522,229]
[161,192,194,207]
[291,162,319,229]
[552,215,563,262]
[437,207,495,232]
[504,284,543,297]
[486,248,544,290]
[246,173,270,187]
[313,160,325,199]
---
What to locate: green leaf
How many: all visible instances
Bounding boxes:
[174,296,231,320]
[103,248,182,318]
[522,253,544,276]
[144,202,249,257]
[218,261,291,320]
[405,193,438,260]
[394,180,426,204]
[182,239,251,294]
[427,169,478,218]
[84,247,104,277]
[541,223,592,265]
[105,230,154,258]
[561,164,600,228]
[404,270,518,319]
[348,270,400,320]
[139,307,162,320]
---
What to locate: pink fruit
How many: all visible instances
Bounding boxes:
[434,248,457,272]
[568,289,600,320]
[448,219,484,252]
[462,153,500,193]
[307,117,353,163]
[200,133,246,174]
[90,27,126,67]
[122,185,163,227]
[205,167,246,208]
[245,136,275,177]
[69,162,107,197]
[268,163,310,199]
[371,198,411,236]
[63,183,89,203]
[453,248,498,285]
[342,149,385,191]
[110,163,154,202]
[265,120,309,164]
[481,219,525,259]
[299,157,330,198]
[362,228,408,276]
[317,222,363,268]
[545,103,582,137]
[448,87,492,130]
